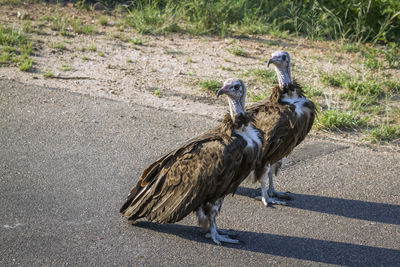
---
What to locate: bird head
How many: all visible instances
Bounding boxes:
[267,50,291,69]
[267,50,292,87]
[217,78,247,117]
[217,78,246,99]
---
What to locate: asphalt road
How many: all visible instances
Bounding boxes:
[1,79,399,266]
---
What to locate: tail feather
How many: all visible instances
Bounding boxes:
[120,174,168,222]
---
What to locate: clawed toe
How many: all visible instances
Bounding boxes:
[268,190,292,200]
[254,195,288,206]
[217,228,238,237]
[205,232,240,245]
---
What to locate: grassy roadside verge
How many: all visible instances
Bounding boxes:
[0,1,399,145]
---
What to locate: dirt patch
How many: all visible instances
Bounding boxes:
[1,3,399,149]
[0,3,318,117]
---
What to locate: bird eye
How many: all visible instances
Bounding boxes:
[234,84,240,90]
[282,55,287,61]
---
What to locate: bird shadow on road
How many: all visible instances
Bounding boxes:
[134,221,399,266]
[236,186,400,225]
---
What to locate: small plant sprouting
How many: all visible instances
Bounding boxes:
[19,58,33,72]
[246,68,276,83]
[71,19,94,35]
[43,69,54,78]
[220,65,233,71]
[154,88,162,97]
[129,38,144,46]
[227,46,249,57]
[99,16,109,26]
[199,79,222,94]
[59,64,73,71]
[52,42,67,50]
[88,43,97,52]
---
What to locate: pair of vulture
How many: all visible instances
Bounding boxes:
[120,51,316,244]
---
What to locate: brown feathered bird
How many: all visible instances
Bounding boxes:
[120,78,264,244]
[246,51,316,206]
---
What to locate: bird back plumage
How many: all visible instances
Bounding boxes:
[120,113,263,224]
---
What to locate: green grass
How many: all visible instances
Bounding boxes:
[320,71,385,97]
[19,57,33,71]
[340,93,380,112]
[88,43,97,52]
[81,56,90,61]
[362,49,383,70]
[245,68,276,83]
[338,43,364,53]
[220,65,232,71]
[129,38,144,46]
[43,69,54,78]
[248,91,268,102]
[124,2,182,34]
[320,71,349,87]
[51,42,67,50]
[199,79,222,94]
[71,19,95,34]
[120,0,400,43]
[303,85,324,98]
[384,42,400,69]
[368,125,400,143]
[154,88,163,97]
[22,20,35,34]
[263,40,281,46]
[382,80,400,93]
[99,16,109,26]
[59,64,73,71]
[47,16,69,33]
[0,25,34,71]
[227,46,248,57]
[317,109,367,131]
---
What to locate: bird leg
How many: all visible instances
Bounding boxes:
[203,199,240,245]
[267,169,291,200]
[267,160,291,200]
[254,165,288,206]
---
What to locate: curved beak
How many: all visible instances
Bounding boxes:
[217,84,230,97]
[267,56,279,67]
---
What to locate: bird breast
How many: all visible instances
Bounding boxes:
[234,124,262,151]
[281,93,310,116]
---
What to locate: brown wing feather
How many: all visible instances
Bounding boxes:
[120,114,261,224]
[246,83,316,179]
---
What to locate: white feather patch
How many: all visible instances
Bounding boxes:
[235,124,262,150]
[281,92,309,116]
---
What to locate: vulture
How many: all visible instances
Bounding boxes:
[120,78,264,244]
[246,51,316,206]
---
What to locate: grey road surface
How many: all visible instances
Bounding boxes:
[1,79,399,266]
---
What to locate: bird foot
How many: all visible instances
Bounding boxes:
[268,189,291,200]
[216,228,238,237]
[201,228,237,237]
[205,231,240,245]
[254,195,288,206]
